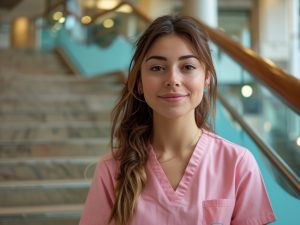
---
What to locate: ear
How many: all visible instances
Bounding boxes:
[204,72,211,87]
[138,79,143,94]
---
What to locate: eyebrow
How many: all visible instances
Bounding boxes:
[145,55,198,62]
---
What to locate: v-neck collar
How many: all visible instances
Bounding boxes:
[148,129,209,204]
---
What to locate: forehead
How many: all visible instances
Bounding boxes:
[144,34,197,58]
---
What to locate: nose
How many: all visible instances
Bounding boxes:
[165,69,181,87]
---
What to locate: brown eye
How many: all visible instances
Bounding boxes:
[150,65,165,71]
[184,64,196,70]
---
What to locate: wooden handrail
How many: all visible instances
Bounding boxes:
[194,20,300,114]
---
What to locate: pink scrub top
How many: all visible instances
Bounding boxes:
[79,130,276,225]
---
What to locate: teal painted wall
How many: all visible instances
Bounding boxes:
[57,29,133,77]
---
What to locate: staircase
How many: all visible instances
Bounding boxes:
[0,72,123,225]
[0,49,72,76]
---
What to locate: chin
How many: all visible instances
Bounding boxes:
[153,109,194,120]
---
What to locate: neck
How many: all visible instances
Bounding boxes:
[152,113,201,158]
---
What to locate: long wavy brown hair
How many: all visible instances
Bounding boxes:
[109,15,217,225]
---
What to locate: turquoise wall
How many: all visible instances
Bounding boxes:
[57,29,133,77]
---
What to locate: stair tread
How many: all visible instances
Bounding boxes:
[0,178,91,189]
[0,138,109,144]
[0,121,110,129]
[0,204,83,216]
[0,156,99,164]
[0,62,120,223]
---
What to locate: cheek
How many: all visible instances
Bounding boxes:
[141,76,159,94]
[190,77,205,93]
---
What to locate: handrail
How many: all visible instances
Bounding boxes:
[218,93,300,194]
[194,20,300,114]
[54,47,80,75]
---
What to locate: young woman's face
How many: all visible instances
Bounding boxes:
[140,34,209,120]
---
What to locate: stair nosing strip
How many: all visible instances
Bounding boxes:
[0,121,111,129]
[0,156,100,164]
[0,204,83,216]
[0,179,92,190]
[0,138,110,145]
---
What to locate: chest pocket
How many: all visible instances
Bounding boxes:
[202,199,235,225]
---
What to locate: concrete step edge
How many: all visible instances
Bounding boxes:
[0,93,119,99]
[0,108,112,113]
[0,109,111,114]
[0,94,119,101]
[0,156,100,164]
[0,179,91,190]
[0,138,109,145]
[0,204,83,217]
[0,121,111,129]
[0,138,110,145]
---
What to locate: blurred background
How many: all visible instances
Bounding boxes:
[0,0,299,224]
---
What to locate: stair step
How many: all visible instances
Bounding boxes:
[0,204,82,225]
[2,83,122,95]
[4,71,123,83]
[0,156,99,181]
[5,74,122,83]
[0,111,111,123]
[1,79,118,89]
[0,97,117,112]
[0,54,123,225]
[0,92,120,101]
[0,179,91,189]
[0,138,110,158]
[0,138,109,145]
[0,123,111,141]
[0,121,110,128]
[0,179,91,207]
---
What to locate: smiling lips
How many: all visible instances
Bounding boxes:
[158,93,188,102]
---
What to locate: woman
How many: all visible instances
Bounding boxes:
[79,15,275,225]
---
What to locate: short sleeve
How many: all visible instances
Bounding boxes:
[79,158,116,225]
[231,151,276,225]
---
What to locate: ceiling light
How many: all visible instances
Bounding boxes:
[103,18,114,28]
[116,4,133,13]
[97,0,118,10]
[241,85,253,98]
[81,16,92,24]
[53,11,63,21]
[296,137,300,147]
[58,17,65,23]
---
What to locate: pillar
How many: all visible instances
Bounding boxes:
[137,0,177,20]
[288,0,300,79]
[182,0,218,27]
[257,0,289,69]
[11,17,33,48]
